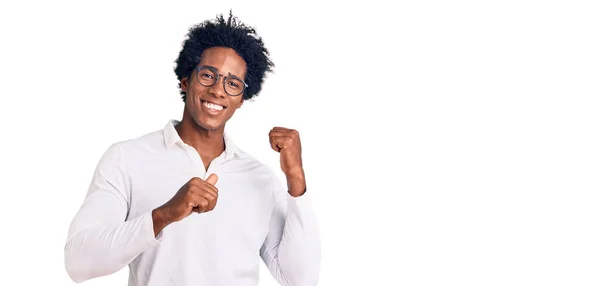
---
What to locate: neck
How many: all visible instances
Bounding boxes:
[175,112,225,159]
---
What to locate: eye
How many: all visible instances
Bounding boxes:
[200,73,214,79]
[227,81,240,88]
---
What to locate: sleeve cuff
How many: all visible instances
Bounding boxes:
[144,212,163,247]
[286,190,314,212]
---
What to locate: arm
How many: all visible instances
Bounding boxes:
[263,127,321,285]
[64,144,161,283]
[260,174,321,286]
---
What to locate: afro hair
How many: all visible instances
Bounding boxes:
[174,11,274,101]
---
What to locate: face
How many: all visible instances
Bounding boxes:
[181,47,247,132]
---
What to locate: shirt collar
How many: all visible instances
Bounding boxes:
[163,120,241,159]
[163,120,182,148]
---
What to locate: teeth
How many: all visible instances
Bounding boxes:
[203,101,223,111]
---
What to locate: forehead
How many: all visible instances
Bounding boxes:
[198,47,247,78]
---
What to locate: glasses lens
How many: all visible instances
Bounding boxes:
[225,77,245,96]
[196,68,217,87]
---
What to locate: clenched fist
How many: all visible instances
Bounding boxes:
[152,174,218,236]
[269,127,303,176]
[269,127,306,197]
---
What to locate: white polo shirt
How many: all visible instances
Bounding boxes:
[64,120,321,286]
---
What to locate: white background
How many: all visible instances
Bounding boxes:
[0,0,599,285]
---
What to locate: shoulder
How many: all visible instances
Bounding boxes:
[228,146,280,180]
[117,129,165,153]
[232,147,276,176]
[97,128,165,167]
[111,128,166,155]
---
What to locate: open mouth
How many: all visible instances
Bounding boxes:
[201,100,226,112]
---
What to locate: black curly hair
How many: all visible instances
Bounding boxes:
[174,11,274,101]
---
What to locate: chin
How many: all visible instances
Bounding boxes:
[194,117,223,132]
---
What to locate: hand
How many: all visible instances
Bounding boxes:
[269,127,306,197]
[152,174,218,235]
[269,127,303,176]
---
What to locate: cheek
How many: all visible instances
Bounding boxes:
[186,87,205,104]
[188,84,205,96]
[185,95,203,115]
[231,98,244,109]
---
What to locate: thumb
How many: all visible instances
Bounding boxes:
[205,173,218,185]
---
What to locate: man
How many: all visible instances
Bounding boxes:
[64,12,320,286]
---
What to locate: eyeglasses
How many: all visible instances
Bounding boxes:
[195,66,248,96]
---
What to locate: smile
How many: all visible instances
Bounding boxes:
[201,100,225,111]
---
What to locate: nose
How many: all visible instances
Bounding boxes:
[208,75,227,98]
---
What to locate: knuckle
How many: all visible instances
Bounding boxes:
[187,181,199,189]
[186,185,197,193]
[199,199,208,208]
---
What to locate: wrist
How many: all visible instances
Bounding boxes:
[286,170,306,197]
[151,207,171,236]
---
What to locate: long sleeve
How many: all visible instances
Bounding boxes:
[64,143,161,283]
[260,177,321,286]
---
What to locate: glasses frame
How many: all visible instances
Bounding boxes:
[194,66,248,96]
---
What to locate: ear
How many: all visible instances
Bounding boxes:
[238,99,244,109]
[181,77,189,92]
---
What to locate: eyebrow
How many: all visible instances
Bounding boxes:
[200,65,244,80]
